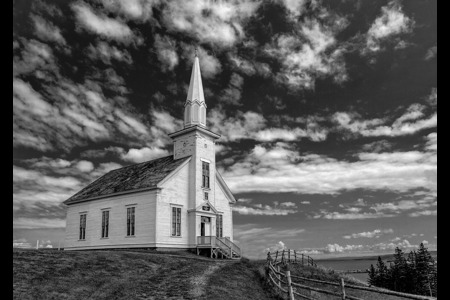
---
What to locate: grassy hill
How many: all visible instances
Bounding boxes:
[14,248,427,300]
[13,248,276,300]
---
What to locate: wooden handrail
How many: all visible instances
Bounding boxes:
[265,249,436,300]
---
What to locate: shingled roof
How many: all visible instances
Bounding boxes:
[64,155,190,205]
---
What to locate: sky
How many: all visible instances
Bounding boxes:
[13,0,436,258]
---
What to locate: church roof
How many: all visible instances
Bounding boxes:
[63,155,190,205]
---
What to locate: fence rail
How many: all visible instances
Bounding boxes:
[265,249,436,300]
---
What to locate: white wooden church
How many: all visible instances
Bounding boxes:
[63,54,240,259]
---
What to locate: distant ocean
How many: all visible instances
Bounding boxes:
[315,251,437,283]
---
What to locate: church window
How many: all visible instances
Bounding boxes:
[216,215,223,238]
[127,207,135,236]
[204,192,209,200]
[172,207,181,236]
[79,214,86,240]
[202,161,210,188]
[101,210,109,238]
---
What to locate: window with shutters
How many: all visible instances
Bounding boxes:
[172,207,181,236]
[216,215,223,238]
[127,207,135,236]
[101,210,109,238]
[79,214,86,240]
[202,161,210,188]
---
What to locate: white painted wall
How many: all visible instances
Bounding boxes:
[64,190,157,250]
[156,162,192,248]
[214,178,234,241]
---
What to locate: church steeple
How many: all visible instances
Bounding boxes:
[184,51,207,128]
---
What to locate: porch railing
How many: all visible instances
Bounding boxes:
[197,236,241,258]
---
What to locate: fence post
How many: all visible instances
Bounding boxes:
[340,278,346,300]
[281,249,285,264]
[276,265,281,289]
[288,249,291,263]
[285,265,295,300]
[294,250,297,264]
[302,253,304,266]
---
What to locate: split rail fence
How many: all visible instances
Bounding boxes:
[266,249,436,300]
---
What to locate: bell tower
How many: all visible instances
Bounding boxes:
[168,52,220,209]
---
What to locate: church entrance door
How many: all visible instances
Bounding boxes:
[200,216,211,237]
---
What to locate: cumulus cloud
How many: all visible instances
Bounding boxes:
[112,146,170,163]
[154,34,179,71]
[75,160,95,173]
[333,104,436,138]
[364,1,414,53]
[233,201,298,216]
[264,8,349,90]
[343,229,393,239]
[161,0,260,47]
[208,109,328,143]
[100,0,158,22]
[86,41,133,65]
[222,142,436,195]
[71,2,137,43]
[31,14,67,45]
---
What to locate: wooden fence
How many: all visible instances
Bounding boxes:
[266,249,436,300]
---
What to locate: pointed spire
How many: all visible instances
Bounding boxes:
[186,54,205,104]
[184,51,207,128]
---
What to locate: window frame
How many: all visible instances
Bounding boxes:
[202,161,210,189]
[79,213,87,240]
[126,207,135,237]
[101,210,109,238]
[171,206,182,237]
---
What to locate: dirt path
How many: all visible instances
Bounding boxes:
[189,261,229,298]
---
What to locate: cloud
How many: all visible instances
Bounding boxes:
[13,238,32,249]
[100,0,158,22]
[86,41,133,65]
[71,2,137,43]
[264,7,349,90]
[343,229,393,239]
[181,45,222,79]
[13,217,66,229]
[301,201,310,205]
[233,201,298,216]
[208,109,328,143]
[424,45,437,61]
[75,160,95,173]
[408,210,437,217]
[112,147,170,163]
[160,0,260,47]
[333,104,436,138]
[222,142,436,195]
[154,34,179,71]
[31,14,67,45]
[364,1,414,53]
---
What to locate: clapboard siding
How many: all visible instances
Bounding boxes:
[157,162,192,246]
[214,180,234,241]
[64,190,157,250]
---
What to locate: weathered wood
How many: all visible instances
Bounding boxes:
[285,269,294,300]
[340,278,346,300]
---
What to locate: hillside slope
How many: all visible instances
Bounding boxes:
[13,249,275,300]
